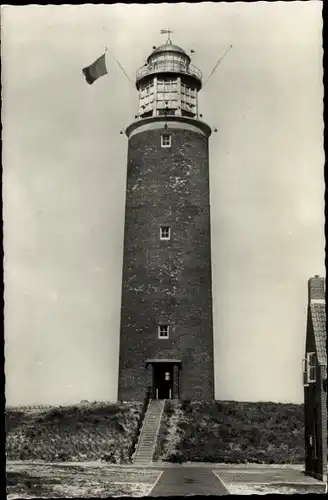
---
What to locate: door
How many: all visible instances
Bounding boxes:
[153,364,173,399]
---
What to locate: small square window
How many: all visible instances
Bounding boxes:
[161,134,171,148]
[160,226,171,240]
[158,325,169,339]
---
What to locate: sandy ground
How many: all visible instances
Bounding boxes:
[6,462,161,498]
[214,467,327,496]
[6,461,326,497]
[225,484,307,495]
[226,482,327,495]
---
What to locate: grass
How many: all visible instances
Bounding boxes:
[6,399,306,465]
[6,402,143,463]
[155,400,305,464]
[153,400,174,461]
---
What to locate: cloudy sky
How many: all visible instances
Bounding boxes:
[2,2,324,406]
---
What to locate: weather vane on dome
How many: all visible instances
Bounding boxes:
[160,28,173,44]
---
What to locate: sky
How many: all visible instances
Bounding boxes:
[2,2,324,406]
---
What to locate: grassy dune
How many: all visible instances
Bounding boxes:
[155,400,305,464]
[6,399,305,465]
[6,402,143,463]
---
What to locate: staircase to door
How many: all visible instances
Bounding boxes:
[133,399,165,465]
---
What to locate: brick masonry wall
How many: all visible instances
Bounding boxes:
[318,366,327,480]
[118,126,215,401]
[320,365,327,477]
[308,277,325,300]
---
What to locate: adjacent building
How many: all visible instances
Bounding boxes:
[303,275,327,481]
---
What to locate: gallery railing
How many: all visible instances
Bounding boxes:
[136,61,202,82]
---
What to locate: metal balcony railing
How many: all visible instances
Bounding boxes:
[136,61,202,82]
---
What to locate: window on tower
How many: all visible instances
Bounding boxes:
[158,325,169,339]
[161,134,171,148]
[160,226,171,240]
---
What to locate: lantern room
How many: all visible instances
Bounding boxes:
[135,40,203,120]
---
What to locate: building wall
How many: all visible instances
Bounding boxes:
[304,366,325,479]
[318,365,327,481]
[118,125,214,401]
[304,310,314,473]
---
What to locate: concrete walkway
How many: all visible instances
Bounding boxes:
[149,467,229,496]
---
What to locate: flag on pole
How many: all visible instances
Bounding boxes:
[82,53,107,85]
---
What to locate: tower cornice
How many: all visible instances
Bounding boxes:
[126,115,212,139]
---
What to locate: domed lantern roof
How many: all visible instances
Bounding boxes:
[147,41,191,64]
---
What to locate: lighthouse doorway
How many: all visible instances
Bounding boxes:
[152,363,173,399]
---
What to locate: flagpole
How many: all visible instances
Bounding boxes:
[203,44,233,88]
[100,25,133,86]
[106,48,134,86]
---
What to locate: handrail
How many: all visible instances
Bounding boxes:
[136,61,202,82]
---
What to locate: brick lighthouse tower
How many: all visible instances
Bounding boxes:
[118,33,214,401]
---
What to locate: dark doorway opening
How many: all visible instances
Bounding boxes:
[153,363,173,399]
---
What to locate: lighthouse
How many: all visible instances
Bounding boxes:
[118,34,214,401]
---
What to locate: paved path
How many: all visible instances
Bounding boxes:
[149,467,229,496]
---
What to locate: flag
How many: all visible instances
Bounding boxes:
[82,53,107,85]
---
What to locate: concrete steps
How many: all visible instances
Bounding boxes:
[133,399,165,465]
